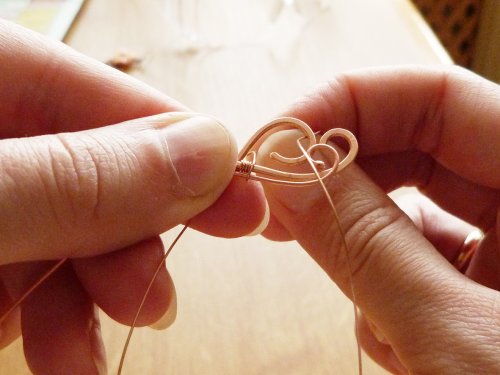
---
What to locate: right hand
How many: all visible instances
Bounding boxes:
[262,65,500,374]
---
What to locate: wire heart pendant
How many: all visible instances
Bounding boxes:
[234,117,358,185]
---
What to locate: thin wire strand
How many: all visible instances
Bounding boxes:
[117,224,189,375]
[297,140,363,375]
[0,258,67,325]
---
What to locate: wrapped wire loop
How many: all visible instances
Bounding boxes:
[234,117,358,185]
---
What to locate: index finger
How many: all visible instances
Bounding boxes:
[283,65,500,228]
[0,20,182,137]
[285,65,500,188]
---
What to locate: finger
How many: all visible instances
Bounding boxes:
[0,113,244,264]
[72,237,175,328]
[261,212,294,241]
[357,313,406,375]
[0,21,267,257]
[0,20,183,137]
[395,195,500,291]
[285,65,500,187]
[283,66,500,225]
[261,130,454,310]
[20,263,106,375]
[394,193,476,261]
[467,230,500,290]
[358,152,499,231]
[261,131,500,372]
[189,178,269,238]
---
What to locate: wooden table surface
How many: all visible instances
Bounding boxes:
[0,0,450,374]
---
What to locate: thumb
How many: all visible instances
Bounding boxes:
[261,131,498,370]
[0,113,235,264]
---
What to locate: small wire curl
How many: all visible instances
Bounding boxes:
[234,117,358,185]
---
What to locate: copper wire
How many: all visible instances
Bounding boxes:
[117,224,189,375]
[0,258,67,325]
[234,151,256,179]
[1,116,361,375]
[235,159,254,177]
[296,138,362,375]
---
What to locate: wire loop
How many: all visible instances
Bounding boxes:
[234,117,358,185]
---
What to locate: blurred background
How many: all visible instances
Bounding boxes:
[412,0,499,82]
[2,0,499,82]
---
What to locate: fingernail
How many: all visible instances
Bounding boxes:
[151,113,235,198]
[257,130,329,213]
[89,306,107,375]
[387,351,407,374]
[247,199,270,236]
[149,293,177,330]
[366,318,389,344]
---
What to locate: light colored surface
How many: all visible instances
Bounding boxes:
[0,0,446,374]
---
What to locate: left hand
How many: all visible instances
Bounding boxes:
[0,20,267,374]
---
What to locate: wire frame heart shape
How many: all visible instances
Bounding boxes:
[235,117,358,185]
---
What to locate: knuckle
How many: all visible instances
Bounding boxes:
[342,201,407,282]
[46,133,105,225]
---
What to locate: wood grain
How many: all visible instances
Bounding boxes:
[0,0,447,374]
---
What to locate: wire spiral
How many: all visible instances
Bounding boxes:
[234,117,358,185]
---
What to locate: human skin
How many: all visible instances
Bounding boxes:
[0,20,267,374]
[262,66,500,374]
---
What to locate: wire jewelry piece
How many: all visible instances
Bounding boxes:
[234,117,358,185]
